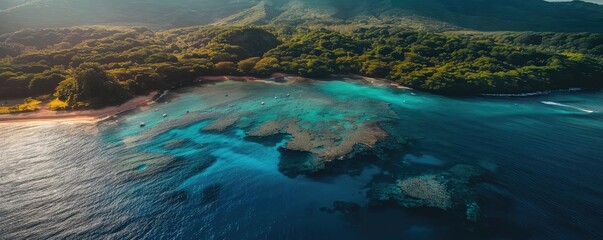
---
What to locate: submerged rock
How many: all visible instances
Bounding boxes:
[201,184,222,204]
[333,201,361,213]
[466,202,480,222]
[166,190,189,204]
[163,138,200,150]
[448,164,484,181]
[403,154,446,166]
[278,149,327,177]
[202,115,241,131]
[320,201,361,214]
[184,156,218,179]
[123,153,188,182]
[368,183,404,203]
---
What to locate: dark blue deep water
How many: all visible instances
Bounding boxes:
[1,79,602,239]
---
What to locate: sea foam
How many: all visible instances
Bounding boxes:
[541,101,595,113]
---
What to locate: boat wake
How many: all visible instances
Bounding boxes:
[541,101,595,113]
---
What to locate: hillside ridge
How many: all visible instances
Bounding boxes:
[1,0,602,33]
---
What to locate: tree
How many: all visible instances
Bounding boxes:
[55,62,129,107]
[361,60,390,77]
[29,72,65,96]
[215,61,238,75]
[253,57,280,76]
[238,57,260,73]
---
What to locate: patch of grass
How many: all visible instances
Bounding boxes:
[48,98,69,110]
[0,98,41,114]
[0,107,10,114]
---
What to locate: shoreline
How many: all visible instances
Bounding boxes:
[0,92,158,124]
[200,73,413,89]
[479,88,584,97]
[3,74,589,124]
[0,73,333,124]
[342,75,413,90]
[199,73,307,84]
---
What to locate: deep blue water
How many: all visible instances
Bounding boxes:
[1,79,602,240]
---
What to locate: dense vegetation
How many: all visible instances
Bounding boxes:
[1,0,602,34]
[1,26,602,108]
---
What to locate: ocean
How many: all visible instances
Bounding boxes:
[1,79,602,239]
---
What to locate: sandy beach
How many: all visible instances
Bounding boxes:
[199,73,303,82]
[200,74,410,89]
[0,92,158,124]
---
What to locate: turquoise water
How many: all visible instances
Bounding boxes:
[1,79,602,239]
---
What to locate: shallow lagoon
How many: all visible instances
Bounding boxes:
[1,79,602,239]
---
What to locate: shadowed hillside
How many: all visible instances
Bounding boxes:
[1,0,602,33]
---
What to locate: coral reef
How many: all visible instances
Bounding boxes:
[249,118,389,161]
[129,81,403,176]
[247,119,290,136]
[368,164,487,221]
[397,175,452,209]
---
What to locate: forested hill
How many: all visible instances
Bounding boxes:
[1,0,602,34]
[1,26,602,111]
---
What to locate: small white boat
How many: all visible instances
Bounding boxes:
[139,122,146,127]
[261,102,265,105]
[274,97,278,100]
[286,94,291,97]
[163,113,168,118]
